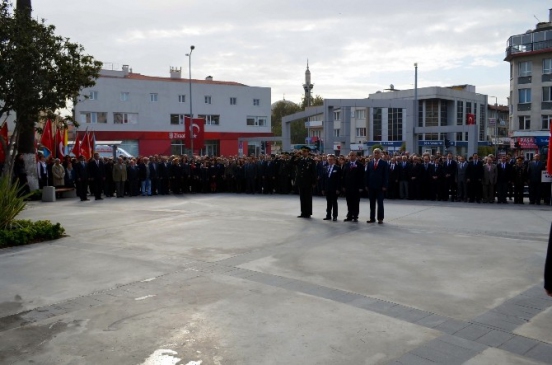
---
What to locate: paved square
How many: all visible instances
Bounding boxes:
[0,195,551,364]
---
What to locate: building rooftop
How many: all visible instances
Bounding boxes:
[505,9,552,61]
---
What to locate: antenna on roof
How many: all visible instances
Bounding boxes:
[534,15,541,22]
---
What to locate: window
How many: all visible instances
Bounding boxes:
[89,91,98,100]
[519,88,531,103]
[456,101,464,125]
[120,92,129,102]
[253,99,260,106]
[334,129,340,137]
[170,114,185,125]
[543,59,552,74]
[246,116,267,126]
[178,95,186,103]
[198,114,220,125]
[543,87,552,102]
[542,115,552,130]
[424,99,439,127]
[373,108,382,141]
[171,139,185,155]
[355,109,366,119]
[205,95,212,104]
[333,111,341,121]
[80,112,107,124]
[388,108,403,141]
[518,116,530,130]
[230,97,237,105]
[114,113,138,124]
[150,93,158,102]
[518,61,531,77]
[356,128,367,137]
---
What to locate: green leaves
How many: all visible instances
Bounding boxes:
[0,174,32,230]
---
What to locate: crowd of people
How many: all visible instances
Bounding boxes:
[8,149,552,207]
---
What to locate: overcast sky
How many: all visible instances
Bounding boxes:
[31,0,549,106]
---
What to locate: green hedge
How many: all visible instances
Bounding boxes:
[0,220,65,248]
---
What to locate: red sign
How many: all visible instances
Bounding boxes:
[466,114,475,125]
[511,137,538,149]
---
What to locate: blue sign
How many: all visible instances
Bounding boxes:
[419,140,443,146]
[365,141,403,147]
[535,136,550,146]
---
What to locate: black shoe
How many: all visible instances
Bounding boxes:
[323,217,331,220]
[96,198,103,200]
[352,218,358,222]
[332,218,337,221]
[344,218,352,222]
[378,220,383,224]
[367,220,376,223]
[81,198,90,201]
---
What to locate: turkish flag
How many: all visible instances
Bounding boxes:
[184,116,205,151]
[547,122,552,175]
[71,132,81,158]
[466,113,476,125]
[41,119,54,155]
[55,128,66,159]
[80,131,92,160]
[0,122,7,164]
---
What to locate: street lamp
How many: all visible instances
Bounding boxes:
[490,96,498,157]
[186,45,195,154]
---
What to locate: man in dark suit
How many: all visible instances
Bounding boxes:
[74,155,89,201]
[342,151,364,222]
[496,155,511,204]
[443,153,457,201]
[398,155,410,199]
[545,223,552,297]
[466,153,484,203]
[291,146,317,218]
[365,148,389,224]
[527,154,544,205]
[321,154,341,221]
[387,157,399,199]
[87,152,106,200]
[429,159,443,201]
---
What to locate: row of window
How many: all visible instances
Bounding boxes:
[81,112,268,126]
[518,59,552,76]
[516,87,552,103]
[517,115,552,130]
[332,109,367,121]
[88,91,261,106]
[331,128,368,137]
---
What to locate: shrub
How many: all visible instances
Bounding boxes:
[0,220,65,248]
[0,175,32,230]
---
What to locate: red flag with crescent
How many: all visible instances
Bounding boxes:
[184,116,205,151]
[547,121,552,175]
[0,122,7,164]
[466,113,475,125]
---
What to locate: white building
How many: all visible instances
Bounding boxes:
[505,8,552,160]
[74,65,272,156]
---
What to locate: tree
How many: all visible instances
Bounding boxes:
[271,100,305,145]
[0,0,102,187]
[301,94,324,109]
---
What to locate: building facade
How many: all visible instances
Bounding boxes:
[74,65,272,157]
[296,85,488,156]
[506,8,552,160]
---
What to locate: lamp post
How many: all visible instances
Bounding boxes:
[186,45,195,154]
[414,63,418,154]
[490,96,498,157]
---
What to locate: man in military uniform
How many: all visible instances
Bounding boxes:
[292,146,317,218]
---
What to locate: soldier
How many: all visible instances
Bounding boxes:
[291,146,317,218]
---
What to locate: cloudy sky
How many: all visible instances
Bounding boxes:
[31,0,548,106]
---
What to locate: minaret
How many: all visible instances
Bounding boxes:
[303,60,314,107]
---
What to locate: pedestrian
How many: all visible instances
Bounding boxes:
[365,148,389,224]
[291,146,317,218]
[342,151,364,222]
[321,154,341,221]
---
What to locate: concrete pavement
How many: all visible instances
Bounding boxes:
[0,194,551,364]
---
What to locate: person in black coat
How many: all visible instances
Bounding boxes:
[365,148,389,224]
[291,146,317,218]
[321,154,341,221]
[74,155,89,201]
[429,159,444,201]
[443,153,457,201]
[387,157,399,200]
[466,153,484,203]
[496,155,512,204]
[527,154,545,205]
[545,222,552,297]
[126,159,140,196]
[87,152,106,200]
[157,157,170,195]
[342,151,364,222]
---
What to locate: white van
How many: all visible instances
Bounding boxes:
[94,145,134,159]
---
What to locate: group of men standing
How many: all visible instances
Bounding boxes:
[294,147,389,224]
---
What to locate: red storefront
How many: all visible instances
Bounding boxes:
[78,131,273,157]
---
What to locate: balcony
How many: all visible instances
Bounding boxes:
[505,31,552,61]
